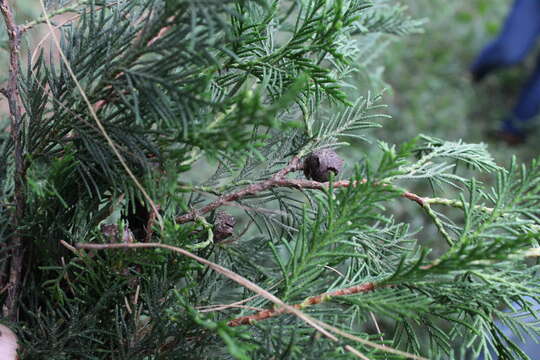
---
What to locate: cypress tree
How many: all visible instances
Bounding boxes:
[0,1,539,359]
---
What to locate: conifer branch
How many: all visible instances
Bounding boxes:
[38,0,164,229]
[176,157,428,224]
[227,282,377,327]
[0,0,25,321]
[69,241,393,359]
[10,1,539,357]
[176,158,538,248]
[70,240,334,336]
[176,157,304,223]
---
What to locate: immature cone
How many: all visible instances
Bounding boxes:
[100,224,134,243]
[303,149,343,182]
[214,211,236,242]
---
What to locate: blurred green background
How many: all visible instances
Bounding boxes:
[362,0,540,260]
[379,0,537,164]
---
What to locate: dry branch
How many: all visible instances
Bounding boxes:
[1,0,25,321]
[176,156,427,224]
[228,282,376,326]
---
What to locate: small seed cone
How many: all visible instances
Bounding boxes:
[214,211,236,242]
[303,149,343,182]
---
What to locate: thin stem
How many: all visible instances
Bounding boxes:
[425,197,492,212]
[176,173,424,224]
[176,156,304,223]
[0,0,25,321]
[228,282,376,326]
[422,203,454,246]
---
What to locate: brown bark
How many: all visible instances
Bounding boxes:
[176,156,426,224]
[228,282,376,326]
[0,0,25,321]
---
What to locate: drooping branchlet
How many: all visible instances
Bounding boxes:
[303,149,344,182]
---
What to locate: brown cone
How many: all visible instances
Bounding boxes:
[303,149,343,182]
[214,211,236,242]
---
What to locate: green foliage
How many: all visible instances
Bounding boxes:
[1,0,539,359]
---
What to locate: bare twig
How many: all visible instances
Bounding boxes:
[176,157,304,223]
[228,282,376,326]
[369,311,385,357]
[344,346,371,360]
[1,0,25,321]
[196,282,281,313]
[175,157,429,224]
[316,318,427,360]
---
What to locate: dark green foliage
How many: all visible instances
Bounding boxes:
[1,1,540,359]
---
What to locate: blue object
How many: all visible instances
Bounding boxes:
[477,297,540,359]
[471,0,540,137]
